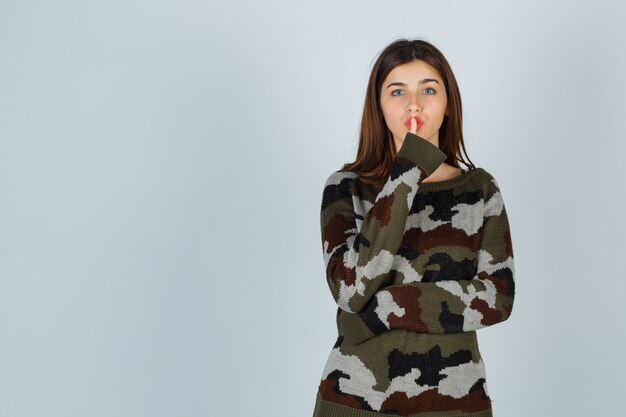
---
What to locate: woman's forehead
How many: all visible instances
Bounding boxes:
[385,60,442,83]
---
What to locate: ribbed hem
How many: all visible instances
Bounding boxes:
[337,310,376,345]
[395,132,447,177]
[313,393,493,417]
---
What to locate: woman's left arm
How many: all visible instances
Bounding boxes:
[338,174,515,343]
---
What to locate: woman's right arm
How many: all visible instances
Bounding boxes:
[320,132,446,316]
[350,174,515,337]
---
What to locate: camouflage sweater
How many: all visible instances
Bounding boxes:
[313,132,515,417]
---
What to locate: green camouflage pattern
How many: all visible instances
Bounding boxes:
[313,132,515,416]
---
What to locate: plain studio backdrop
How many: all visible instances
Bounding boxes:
[1,1,625,416]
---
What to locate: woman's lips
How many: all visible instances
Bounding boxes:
[405,117,424,129]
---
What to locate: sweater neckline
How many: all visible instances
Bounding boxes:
[417,167,480,191]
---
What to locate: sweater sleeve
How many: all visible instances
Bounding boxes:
[320,132,447,316]
[338,173,515,342]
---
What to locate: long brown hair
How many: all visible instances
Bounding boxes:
[342,38,475,186]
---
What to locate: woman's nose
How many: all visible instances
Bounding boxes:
[407,95,422,112]
[407,98,421,111]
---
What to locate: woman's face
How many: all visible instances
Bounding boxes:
[379,59,449,151]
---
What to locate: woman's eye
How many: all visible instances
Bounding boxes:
[391,87,436,96]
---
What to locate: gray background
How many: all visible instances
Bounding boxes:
[1,1,625,416]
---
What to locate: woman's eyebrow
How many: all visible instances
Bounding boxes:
[386,79,440,88]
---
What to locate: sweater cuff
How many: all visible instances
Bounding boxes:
[337,310,376,345]
[396,132,447,177]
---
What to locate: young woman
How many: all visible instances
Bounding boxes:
[313,39,515,417]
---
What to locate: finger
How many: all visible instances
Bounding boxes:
[410,117,416,134]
